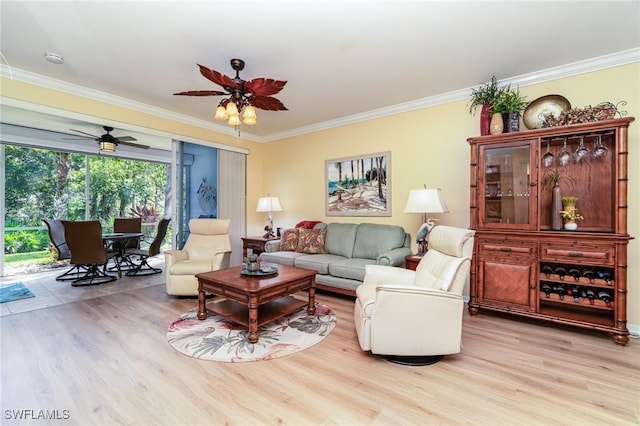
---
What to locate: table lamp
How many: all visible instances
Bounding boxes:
[403,187,449,255]
[256,195,282,238]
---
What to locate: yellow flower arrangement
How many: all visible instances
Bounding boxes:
[559,209,584,221]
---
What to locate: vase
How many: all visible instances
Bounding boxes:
[505,112,520,133]
[564,222,578,231]
[551,183,562,230]
[489,112,504,135]
[480,104,492,136]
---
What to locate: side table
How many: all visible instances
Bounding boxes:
[241,236,278,258]
[404,254,423,271]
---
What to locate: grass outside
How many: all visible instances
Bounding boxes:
[5,250,54,265]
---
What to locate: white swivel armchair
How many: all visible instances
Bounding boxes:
[164,218,232,296]
[354,225,475,365]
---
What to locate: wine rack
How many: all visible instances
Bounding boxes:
[539,263,615,311]
[468,117,634,345]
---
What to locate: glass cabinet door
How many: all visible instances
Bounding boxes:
[479,141,535,229]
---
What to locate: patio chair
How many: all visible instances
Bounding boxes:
[43,219,87,281]
[125,218,171,276]
[62,220,118,286]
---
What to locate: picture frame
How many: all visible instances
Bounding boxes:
[325,151,391,216]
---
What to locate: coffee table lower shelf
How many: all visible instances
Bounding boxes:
[206,296,308,328]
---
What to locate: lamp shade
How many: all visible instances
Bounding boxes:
[99,141,117,152]
[256,196,283,212]
[403,188,449,213]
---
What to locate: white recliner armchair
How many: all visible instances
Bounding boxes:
[354,225,475,365]
[164,218,232,296]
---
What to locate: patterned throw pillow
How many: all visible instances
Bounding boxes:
[296,228,326,254]
[279,228,299,251]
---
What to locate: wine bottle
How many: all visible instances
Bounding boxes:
[554,266,567,280]
[568,268,581,281]
[598,290,612,307]
[582,268,596,283]
[554,285,566,300]
[571,286,581,302]
[585,289,596,305]
[541,265,553,278]
[541,283,552,298]
[597,270,613,285]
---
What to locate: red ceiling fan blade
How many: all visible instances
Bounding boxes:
[250,96,288,111]
[173,90,227,96]
[197,64,238,90]
[244,78,287,96]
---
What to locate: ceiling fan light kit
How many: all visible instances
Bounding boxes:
[99,141,117,152]
[174,58,287,128]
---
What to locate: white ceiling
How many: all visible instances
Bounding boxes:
[1,1,639,143]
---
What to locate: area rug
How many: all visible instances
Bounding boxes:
[0,282,35,303]
[167,303,336,362]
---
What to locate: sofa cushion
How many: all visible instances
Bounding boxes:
[259,251,307,267]
[279,228,299,251]
[296,228,326,254]
[294,254,345,275]
[329,258,377,281]
[324,223,358,258]
[352,223,406,259]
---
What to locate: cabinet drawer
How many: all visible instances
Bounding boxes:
[479,239,537,257]
[540,244,614,265]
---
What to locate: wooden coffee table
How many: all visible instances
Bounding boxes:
[195,263,316,343]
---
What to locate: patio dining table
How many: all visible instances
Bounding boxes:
[102,232,143,275]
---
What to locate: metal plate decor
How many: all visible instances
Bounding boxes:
[523,95,571,129]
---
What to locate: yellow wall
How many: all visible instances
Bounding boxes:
[260,63,640,326]
[1,63,638,327]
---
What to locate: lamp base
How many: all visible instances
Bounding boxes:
[417,241,429,255]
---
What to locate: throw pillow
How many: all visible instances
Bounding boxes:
[295,220,323,229]
[279,228,299,251]
[296,228,326,254]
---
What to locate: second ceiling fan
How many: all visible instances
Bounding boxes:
[65,126,150,152]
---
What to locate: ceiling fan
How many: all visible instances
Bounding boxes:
[173,58,287,127]
[65,126,150,152]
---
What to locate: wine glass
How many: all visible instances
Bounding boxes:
[542,141,554,168]
[558,138,571,166]
[574,136,589,162]
[593,135,608,158]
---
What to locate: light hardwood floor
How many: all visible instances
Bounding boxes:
[1,268,639,425]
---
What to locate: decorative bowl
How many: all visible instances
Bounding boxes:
[523,95,571,129]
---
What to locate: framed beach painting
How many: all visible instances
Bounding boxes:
[325,151,391,217]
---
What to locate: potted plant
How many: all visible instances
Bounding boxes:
[492,85,529,133]
[560,196,584,230]
[468,76,504,136]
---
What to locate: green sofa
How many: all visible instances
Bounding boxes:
[261,222,411,296]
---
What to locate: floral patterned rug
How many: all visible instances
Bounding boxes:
[167,303,336,362]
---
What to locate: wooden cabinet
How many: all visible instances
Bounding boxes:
[468,117,634,345]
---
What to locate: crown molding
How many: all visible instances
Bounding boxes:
[0,66,263,143]
[2,48,638,143]
[265,48,639,142]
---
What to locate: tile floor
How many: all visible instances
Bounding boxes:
[0,258,166,317]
